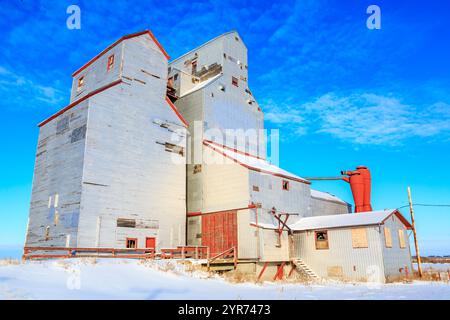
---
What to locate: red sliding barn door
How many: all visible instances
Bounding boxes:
[202,210,238,256]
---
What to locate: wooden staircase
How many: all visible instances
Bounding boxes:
[292,259,320,281]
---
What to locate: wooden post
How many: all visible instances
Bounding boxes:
[407,186,423,278]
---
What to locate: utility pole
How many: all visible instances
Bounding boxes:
[407,186,423,277]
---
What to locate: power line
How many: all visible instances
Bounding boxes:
[397,203,450,209]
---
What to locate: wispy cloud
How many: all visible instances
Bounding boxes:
[0,66,65,109]
[265,92,450,146]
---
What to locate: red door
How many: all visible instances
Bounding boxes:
[145,237,156,249]
[202,210,237,256]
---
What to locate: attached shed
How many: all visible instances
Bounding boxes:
[291,209,413,283]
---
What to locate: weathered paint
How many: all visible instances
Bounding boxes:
[293,213,413,282]
[27,32,186,251]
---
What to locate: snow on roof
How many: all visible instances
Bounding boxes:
[203,140,309,184]
[290,209,412,231]
[179,74,222,98]
[311,189,348,204]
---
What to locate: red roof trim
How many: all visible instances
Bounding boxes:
[203,139,264,160]
[203,141,310,185]
[38,79,123,127]
[382,210,413,230]
[72,30,170,77]
[165,96,189,127]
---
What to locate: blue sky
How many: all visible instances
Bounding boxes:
[0,0,449,257]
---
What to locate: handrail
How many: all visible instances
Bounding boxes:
[22,245,208,260]
[207,246,237,271]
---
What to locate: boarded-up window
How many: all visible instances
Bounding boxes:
[56,116,69,134]
[315,230,329,249]
[351,228,368,248]
[398,229,406,248]
[71,124,86,143]
[384,227,392,248]
[107,54,114,71]
[117,218,136,228]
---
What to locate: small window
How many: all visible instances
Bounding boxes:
[384,227,392,248]
[351,228,368,248]
[398,229,406,248]
[174,73,178,81]
[77,76,85,92]
[192,60,197,75]
[117,218,136,228]
[107,54,115,71]
[253,185,259,192]
[315,231,329,250]
[232,76,239,87]
[126,238,137,249]
[193,164,202,174]
[234,36,239,41]
[282,180,289,191]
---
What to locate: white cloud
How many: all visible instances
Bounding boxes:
[0,65,65,109]
[264,92,450,146]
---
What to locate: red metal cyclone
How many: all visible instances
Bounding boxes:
[356,166,372,211]
[341,170,365,213]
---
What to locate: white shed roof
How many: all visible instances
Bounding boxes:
[203,140,309,184]
[311,189,348,204]
[290,209,412,231]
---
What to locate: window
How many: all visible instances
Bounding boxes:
[174,73,178,81]
[398,229,406,248]
[253,185,259,192]
[232,76,239,87]
[282,180,289,191]
[117,218,136,228]
[192,60,197,75]
[315,231,329,249]
[107,54,114,71]
[351,228,368,248]
[126,238,137,249]
[384,227,392,248]
[77,76,85,92]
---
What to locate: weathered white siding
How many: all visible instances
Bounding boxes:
[310,196,351,216]
[27,33,187,251]
[201,147,249,213]
[381,214,413,280]
[26,101,89,248]
[293,226,386,282]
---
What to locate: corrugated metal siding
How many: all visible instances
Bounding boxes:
[293,226,386,282]
[237,209,258,259]
[310,196,351,216]
[381,214,413,279]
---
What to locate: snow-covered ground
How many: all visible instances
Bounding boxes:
[0,258,449,300]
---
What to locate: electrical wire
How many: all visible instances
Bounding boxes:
[397,203,450,209]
